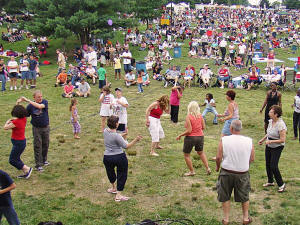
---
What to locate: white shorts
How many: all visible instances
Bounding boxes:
[148,116,165,142]
[100,104,112,117]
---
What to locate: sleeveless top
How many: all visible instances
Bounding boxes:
[267,91,279,108]
[224,103,239,119]
[71,109,78,122]
[187,114,204,136]
[150,105,163,119]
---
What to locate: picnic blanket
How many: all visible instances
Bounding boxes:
[253,58,284,63]
[287,58,299,62]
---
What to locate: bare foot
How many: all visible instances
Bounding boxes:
[156,146,163,149]
[74,136,80,139]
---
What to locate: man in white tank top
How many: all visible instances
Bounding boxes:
[216,120,255,225]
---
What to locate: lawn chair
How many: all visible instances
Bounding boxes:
[283,70,296,91]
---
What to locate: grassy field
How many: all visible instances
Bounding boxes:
[0,28,300,225]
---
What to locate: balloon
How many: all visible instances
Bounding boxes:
[108,19,113,26]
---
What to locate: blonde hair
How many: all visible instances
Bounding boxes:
[187,101,201,117]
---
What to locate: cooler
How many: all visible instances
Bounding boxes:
[136,61,146,73]
[173,46,182,58]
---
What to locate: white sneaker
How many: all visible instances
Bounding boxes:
[14,86,17,90]
[10,86,13,91]
[26,85,29,89]
[19,85,23,90]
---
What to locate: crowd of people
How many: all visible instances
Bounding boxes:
[1,5,300,225]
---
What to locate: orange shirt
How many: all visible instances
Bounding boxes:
[137,76,143,83]
[57,72,67,83]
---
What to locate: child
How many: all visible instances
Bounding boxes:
[4,105,32,178]
[201,93,218,125]
[70,99,81,139]
[0,169,20,224]
[99,86,114,132]
[55,68,67,87]
[137,70,144,93]
[170,85,183,123]
[235,56,242,70]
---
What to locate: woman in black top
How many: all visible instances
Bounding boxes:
[260,83,282,133]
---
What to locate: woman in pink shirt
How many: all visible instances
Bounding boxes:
[176,101,211,176]
[170,85,183,124]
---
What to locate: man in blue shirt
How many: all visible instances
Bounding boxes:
[0,169,20,225]
[17,90,50,172]
[28,55,38,88]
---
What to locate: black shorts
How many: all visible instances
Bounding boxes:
[9,72,18,78]
[117,123,126,132]
[99,79,106,89]
[183,136,204,153]
[115,69,121,73]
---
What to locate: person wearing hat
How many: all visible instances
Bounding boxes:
[76,79,91,97]
[199,64,213,89]
[112,88,129,136]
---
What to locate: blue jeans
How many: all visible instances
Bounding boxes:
[9,139,26,170]
[21,71,29,80]
[202,107,218,124]
[0,74,6,91]
[137,83,143,92]
[222,118,238,136]
[124,64,131,73]
[0,205,20,225]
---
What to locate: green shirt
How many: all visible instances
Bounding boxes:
[98,67,106,80]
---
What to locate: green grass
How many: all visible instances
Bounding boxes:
[0,28,300,225]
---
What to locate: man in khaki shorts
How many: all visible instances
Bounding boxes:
[216,120,255,225]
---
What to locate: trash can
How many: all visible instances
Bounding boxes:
[136,61,146,73]
[173,46,182,58]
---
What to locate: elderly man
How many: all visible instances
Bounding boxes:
[216,120,255,225]
[165,66,180,87]
[199,64,213,88]
[17,90,50,172]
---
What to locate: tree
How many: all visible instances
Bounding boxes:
[284,0,300,9]
[134,0,165,28]
[24,0,132,44]
[0,0,26,14]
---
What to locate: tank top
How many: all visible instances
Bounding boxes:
[150,105,163,119]
[267,91,279,108]
[187,114,204,136]
[224,103,239,119]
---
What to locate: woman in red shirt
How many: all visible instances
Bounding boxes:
[176,101,211,176]
[247,67,259,90]
[146,95,170,156]
[4,105,32,178]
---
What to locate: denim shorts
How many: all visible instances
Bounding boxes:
[29,70,36,80]
[9,72,18,78]
[222,118,238,136]
[21,71,29,80]
[218,76,229,82]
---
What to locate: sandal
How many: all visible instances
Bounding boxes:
[184,171,196,176]
[115,196,130,202]
[278,183,286,193]
[222,219,229,225]
[263,182,275,187]
[107,188,117,194]
[243,217,252,224]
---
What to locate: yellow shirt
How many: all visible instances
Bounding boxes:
[114,58,121,69]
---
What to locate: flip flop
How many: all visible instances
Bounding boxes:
[107,188,117,194]
[263,182,275,187]
[184,172,196,176]
[115,196,130,202]
[243,217,252,225]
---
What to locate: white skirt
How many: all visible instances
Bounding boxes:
[100,104,112,117]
